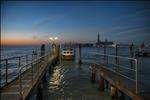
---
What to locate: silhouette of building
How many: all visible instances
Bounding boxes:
[96,32,114,47]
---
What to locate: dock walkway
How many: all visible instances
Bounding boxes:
[92,63,150,100]
[1,55,58,100]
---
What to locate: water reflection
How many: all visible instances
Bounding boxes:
[42,61,111,100]
[48,66,64,90]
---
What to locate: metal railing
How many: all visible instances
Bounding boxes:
[18,54,50,99]
[90,52,138,94]
[0,55,32,87]
[0,50,51,87]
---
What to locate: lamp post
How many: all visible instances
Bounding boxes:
[49,37,58,55]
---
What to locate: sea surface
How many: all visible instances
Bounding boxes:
[1,45,150,99]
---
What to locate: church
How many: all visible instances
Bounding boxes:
[96,32,114,47]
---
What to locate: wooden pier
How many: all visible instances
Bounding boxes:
[92,63,150,100]
[1,44,59,100]
[90,52,150,100]
[1,55,58,100]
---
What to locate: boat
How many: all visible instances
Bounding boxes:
[135,42,150,57]
[61,48,74,60]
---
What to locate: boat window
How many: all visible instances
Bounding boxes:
[64,51,66,54]
[67,52,69,54]
[70,52,72,54]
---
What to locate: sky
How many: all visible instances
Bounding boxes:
[1,1,150,45]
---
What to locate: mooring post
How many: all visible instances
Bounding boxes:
[49,65,52,74]
[110,85,118,100]
[31,50,35,85]
[115,44,119,65]
[115,44,120,82]
[99,75,104,91]
[78,44,82,64]
[104,44,106,64]
[129,43,134,67]
[43,73,47,82]
[40,44,45,62]
[105,80,109,89]
[120,91,125,100]
[5,59,8,84]
[37,84,43,100]
[90,65,96,83]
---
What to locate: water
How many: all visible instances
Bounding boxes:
[42,61,111,100]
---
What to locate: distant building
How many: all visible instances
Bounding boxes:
[96,32,114,47]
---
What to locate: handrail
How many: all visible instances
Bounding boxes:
[90,52,138,94]
[90,52,136,60]
[18,53,50,99]
[1,55,27,61]
[0,51,50,87]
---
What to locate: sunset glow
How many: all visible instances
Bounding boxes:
[1,37,48,45]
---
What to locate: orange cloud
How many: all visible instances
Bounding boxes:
[1,37,48,45]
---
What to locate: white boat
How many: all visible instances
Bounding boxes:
[61,48,74,60]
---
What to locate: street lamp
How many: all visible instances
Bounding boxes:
[49,37,58,42]
[49,37,58,55]
[49,36,58,46]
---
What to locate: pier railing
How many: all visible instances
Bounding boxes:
[90,52,138,94]
[0,51,50,87]
[18,54,50,99]
[0,55,32,87]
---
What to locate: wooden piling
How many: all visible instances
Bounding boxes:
[90,65,96,83]
[115,44,119,65]
[99,75,104,91]
[120,91,125,100]
[43,73,47,82]
[129,43,134,67]
[49,65,52,74]
[37,84,43,100]
[78,44,82,64]
[104,44,106,63]
[105,80,109,89]
[40,44,45,61]
[110,85,118,100]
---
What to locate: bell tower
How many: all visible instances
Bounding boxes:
[97,32,100,43]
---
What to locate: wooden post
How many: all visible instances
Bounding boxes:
[78,44,82,64]
[90,65,96,83]
[99,75,104,91]
[104,44,107,64]
[49,65,52,74]
[105,80,109,89]
[110,85,118,100]
[37,84,43,100]
[43,73,47,82]
[120,91,125,100]
[40,44,45,62]
[129,44,134,67]
[5,59,8,84]
[115,44,119,65]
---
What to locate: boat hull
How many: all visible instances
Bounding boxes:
[62,55,74,60]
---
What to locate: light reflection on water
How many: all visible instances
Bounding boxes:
[48,66,64,90]
[42,61,111,100]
